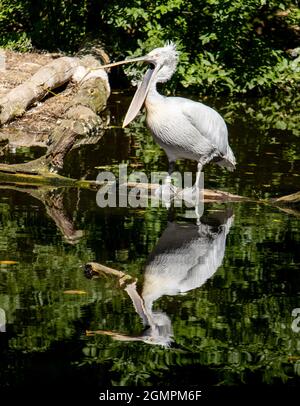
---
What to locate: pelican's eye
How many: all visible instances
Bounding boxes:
[149,51,160,58]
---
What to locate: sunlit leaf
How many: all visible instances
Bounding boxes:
[63,290,87,295]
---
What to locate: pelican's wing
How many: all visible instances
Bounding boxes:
[181,98,229,157]
[143,215,234,302]
[180,214,234,292]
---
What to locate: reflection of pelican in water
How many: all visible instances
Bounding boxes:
[85,209,234,347]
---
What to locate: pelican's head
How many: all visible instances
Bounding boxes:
[144,43,179,83]
[100,42,178,77]
[99,42,179,127]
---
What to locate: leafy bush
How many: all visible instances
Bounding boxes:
[0,0,90,52]
[0,0,32,51]
[0,0,299,95]
[28,0,91,51]
[101,0,300,95]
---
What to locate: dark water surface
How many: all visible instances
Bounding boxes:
[0,93,300,400]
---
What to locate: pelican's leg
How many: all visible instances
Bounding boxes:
[194,163,203,225]
[176,161,204,223]
[166,161,176,184]
[178,162,203,200]
[155,161,176,207]
[195,162,203,189]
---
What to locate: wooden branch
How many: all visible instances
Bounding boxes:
[124,181,249,202]
[0,169,249,203]
[0,184,84,243]
[273,191,300,205]
[0,166,298,216]
[271,191,300,217]
[85,262,126,278]
[0,167,100,188]
[275,205,300,218]
[41,189,84,244]
[85,262,134,286]
[0,57,81,125]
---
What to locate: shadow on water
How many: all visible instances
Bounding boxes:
[0,93,300,398]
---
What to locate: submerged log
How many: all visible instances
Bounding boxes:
[273,191,300,205]
[272,191,300,217]
[0,168,99,188]
[0,161,298,212]
[0,170,293,206]
[125,182,248,202]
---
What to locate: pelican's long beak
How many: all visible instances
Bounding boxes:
[100,55,158,128]
[99,56,148,69]
[123,66,158,127]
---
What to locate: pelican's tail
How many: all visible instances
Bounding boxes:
[217,146,236,172]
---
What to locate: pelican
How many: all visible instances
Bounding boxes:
[141,209,234,346]
[85,209,234,347]
[100,43,236,189]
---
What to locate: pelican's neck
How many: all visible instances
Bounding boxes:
[145,81,164,109]
[145,61,177,108]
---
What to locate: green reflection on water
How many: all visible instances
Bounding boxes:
[0,94,300,391]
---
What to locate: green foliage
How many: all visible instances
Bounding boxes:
[102,0,300,95]
[0,0,299,95]
[28,0,91,51]
[0,0,90,52]
[79,203,300,386]
[222,92,300,136]
[0,0,32,51]
[0,98,300,387]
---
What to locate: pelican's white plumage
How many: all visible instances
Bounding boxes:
[100,43,236,176]
[86,210,234,347]
[142,210,234,311]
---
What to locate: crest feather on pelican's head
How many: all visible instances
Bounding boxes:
[145,42,179,83]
